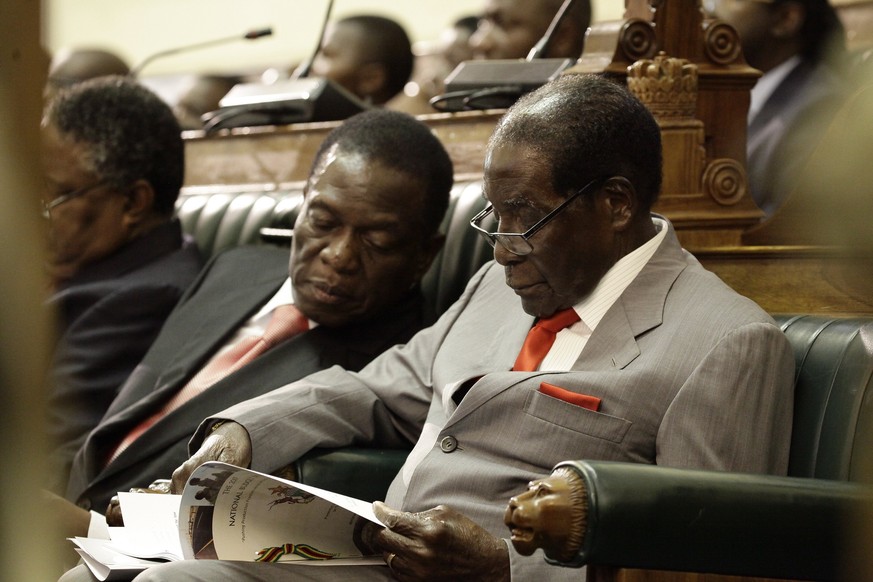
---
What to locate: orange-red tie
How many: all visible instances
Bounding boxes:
[106,304,309,465]
[512,308,581,372]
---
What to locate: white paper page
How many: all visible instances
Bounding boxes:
[288,480,383,526]
[109,492,184,560]
[71,537,163,581]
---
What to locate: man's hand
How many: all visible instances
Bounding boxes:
[170,421,252,493]
[360,501,510,582]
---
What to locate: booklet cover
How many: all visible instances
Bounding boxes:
[70,461,384,580]
[179,461,382,563]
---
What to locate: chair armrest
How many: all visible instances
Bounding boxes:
[555,460,873,581]
[285,447,409,502]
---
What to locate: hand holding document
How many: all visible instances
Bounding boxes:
[70,462,386,580]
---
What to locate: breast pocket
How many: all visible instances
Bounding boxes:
[523,389,632,443]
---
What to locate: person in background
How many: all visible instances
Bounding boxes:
[51,109,451,554]
[387,15,480,115]
[104,73,793,582]
[706,0,849,217]
[310,14,414,106]
[172,74,241,130]
[44,47,129,102]
[470,0,592,60]
[43,76,203,492]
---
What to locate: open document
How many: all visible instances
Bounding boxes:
[70,461,385,580]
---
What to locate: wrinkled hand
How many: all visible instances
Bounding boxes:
[359,502,510,582]
[170,421,252,493]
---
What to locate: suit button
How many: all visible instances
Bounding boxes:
[77,499,91,510]
[440,435,458,453]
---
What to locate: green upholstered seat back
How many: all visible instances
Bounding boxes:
[773,315,873,482]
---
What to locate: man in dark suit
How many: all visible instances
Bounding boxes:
[53,109,453,542]
[707,0,849,217]
[44,76,203,490]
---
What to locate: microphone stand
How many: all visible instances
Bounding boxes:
[130,28,272,77]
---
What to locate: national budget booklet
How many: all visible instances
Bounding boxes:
[70,461,384,581]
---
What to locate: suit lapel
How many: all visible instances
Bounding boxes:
[91,289,426,482]
[580,220,687,369]
[445,219,688,424]
[153,273,284,391]
[82,271,286,478]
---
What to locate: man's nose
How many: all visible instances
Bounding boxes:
[493,239,522,266]
[320,230,361,272]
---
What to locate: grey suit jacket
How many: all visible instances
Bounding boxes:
[65,245,426,512]
[195,219,794,580]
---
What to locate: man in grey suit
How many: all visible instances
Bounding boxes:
[76,74,794,581]
[50,109,452,546]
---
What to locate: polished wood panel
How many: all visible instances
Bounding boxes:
[182,110,501,187]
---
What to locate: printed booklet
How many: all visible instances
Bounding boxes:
[70,461,384,580]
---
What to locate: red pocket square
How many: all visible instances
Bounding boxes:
[539,382,601,411]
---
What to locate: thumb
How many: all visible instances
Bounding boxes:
[373,501,403,529]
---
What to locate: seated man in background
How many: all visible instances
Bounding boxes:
[44,76,203,492]
[106,73,793,582]
[470,0,591,60]
[43,47,130,102]
[54,109,452,543]
[707,0,849,217]
[308,14,414,106]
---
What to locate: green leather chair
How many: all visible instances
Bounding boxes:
[548,315,873,581]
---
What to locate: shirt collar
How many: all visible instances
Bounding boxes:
[254,278,318,330]
[572,216,668,332]
[749,55,802,123]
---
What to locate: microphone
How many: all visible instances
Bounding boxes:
[432,0,579,112]
[130,27,273,77]
[289,0,334,81]
[201,0,367,133]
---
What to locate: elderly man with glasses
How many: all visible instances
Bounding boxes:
[42,76,202,492]
[122,74,793,582]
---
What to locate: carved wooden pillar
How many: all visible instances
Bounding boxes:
[569,0,764,247]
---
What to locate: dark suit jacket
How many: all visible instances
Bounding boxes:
[47,220,202,491]
[65,245,426,512]
[747,57,848,217]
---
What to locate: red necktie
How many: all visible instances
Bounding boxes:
[107,304,309,465]
[512,308,581,371]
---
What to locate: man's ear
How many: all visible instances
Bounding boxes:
[415,232,446,281]
[121,179,156,227]
[600,177,635,231]
[771,1,805,39]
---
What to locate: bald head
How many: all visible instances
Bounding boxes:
[45,48,129,101]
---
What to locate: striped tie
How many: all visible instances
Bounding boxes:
[106,304,308,465]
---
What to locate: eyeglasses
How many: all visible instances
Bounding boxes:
[41,180,108,219]
[469,177,604,256]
